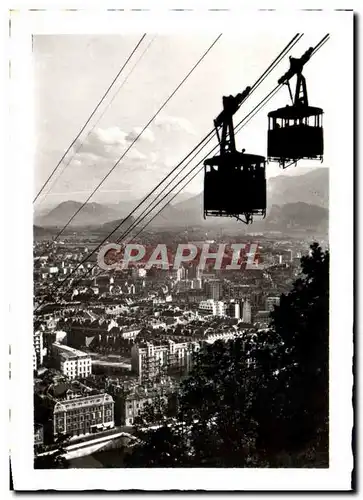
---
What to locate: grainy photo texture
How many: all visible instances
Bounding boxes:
[8,8,353,490]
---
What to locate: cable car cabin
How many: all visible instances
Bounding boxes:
[267,105,323,167]
[204,151,266,224]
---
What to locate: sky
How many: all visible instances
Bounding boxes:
[33,32,333,209]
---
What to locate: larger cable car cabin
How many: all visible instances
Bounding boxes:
[267,48,324,168]
[204,90,266,224]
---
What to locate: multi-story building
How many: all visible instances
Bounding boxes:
[176,266,187,282]
[190,278,202,290]
[188,263,202,280]
[265,296,281,312]
[112,386,174,427]
[226,301,241,320]
[131,340,200,382]
[34,424,44,448]
[34,330,46,368]
[198,299,226,317]
[242,299,252,324]
[131,342,169,381]
[52,392,114,437]
[205,280,223,300]
[52,343,92,379]
[185,290,206,304]
[33,348,37,372]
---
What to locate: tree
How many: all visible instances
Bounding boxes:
[252,242,329,465]
[125,243,329,467]
[34,434,71,469]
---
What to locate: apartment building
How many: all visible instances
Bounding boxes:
[52,392,114,437]
[131,340,200,382]
[198,299,226,317]
[52,343,92,379]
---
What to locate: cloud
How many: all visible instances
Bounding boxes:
[125,127,155,144]
[96,127,127,146]
[127,149,147,161]
[73,126,126,160]
[154,115,196,135]
[71,126,149,166]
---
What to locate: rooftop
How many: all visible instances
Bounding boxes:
[53,343,90,360]
[53,393,114,412]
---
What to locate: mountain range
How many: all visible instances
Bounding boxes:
[34,168,329,234]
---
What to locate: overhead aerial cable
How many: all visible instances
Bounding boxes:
[92,34,304,244]
[35,34,329,308]
[267,33,329,168]
[35,34,304,306]
[50,34,222,242]
[43,33,299,244]
[33,34,147,204]
[37,35,156,207]
[34,35,223,308]
[112,34,330,235]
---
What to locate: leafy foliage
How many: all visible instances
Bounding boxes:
[34,434,71,469]
[125,243,329,467]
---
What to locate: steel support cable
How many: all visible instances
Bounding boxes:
[113,79,301,245]
[37,36,157,208]
[45,33,300,242]
[35,34,328,308]
[110,34,330,245]
[111,35,303,244]
[35,130,217,311]
[43,33,300,247]
[246,33,303,98]
[139,35,331,230]
[114,88,282,243]
[51,34,222,241]
[48,83,292,304]
[115,85,282,244]
[34,35,222,309]
[33,34,147,204]
[35,34,304,306]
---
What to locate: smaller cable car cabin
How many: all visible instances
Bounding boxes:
[204,90,266,224]
[267,48,324,168]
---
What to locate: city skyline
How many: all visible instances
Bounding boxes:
[7,6,353,491]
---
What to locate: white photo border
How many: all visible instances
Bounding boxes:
[6,4,354,492]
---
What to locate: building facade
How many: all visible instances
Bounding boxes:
[34,330,45,369]
[242,299,252,324]
[114,389,170,427]
[131,340,200,382]
[53,393,114,437]
[226,301,241,319]
[34,424,44,448]
[205,280,223,300]
[52,343,92,379]
[265,296,281,311]
[198,299,226,317]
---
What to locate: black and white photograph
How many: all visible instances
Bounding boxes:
[7,4,354,492]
